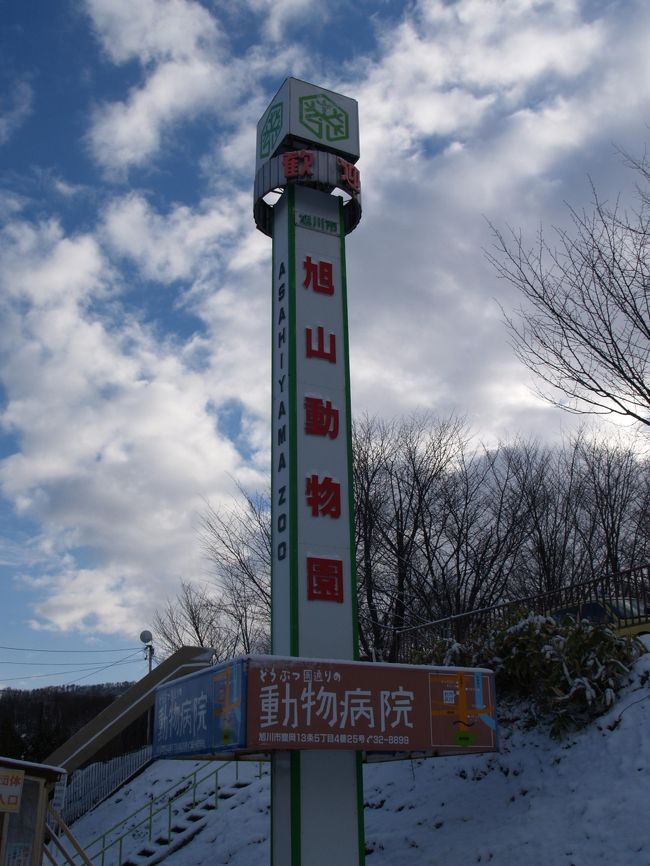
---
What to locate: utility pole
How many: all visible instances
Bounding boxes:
[140,629,154,673]
[140,630,154,744]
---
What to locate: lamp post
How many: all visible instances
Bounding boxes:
[140,630,154,674]
[140,630,154,745]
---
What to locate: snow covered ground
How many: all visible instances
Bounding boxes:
[70,643,650,865]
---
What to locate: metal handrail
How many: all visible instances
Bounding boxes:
[394,564,650,661]
[397,564,650,635]
[84,760,213,845]
[45,804,95,866]
[68,760,237,866]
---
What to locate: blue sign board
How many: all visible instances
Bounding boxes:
[153,658,247,758]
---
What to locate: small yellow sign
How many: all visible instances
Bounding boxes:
[0,767,25,813]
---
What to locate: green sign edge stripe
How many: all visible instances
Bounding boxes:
[270,212,277,655]
[270,203,277,866]
[356,751,366,865]
[340,196,367,865]
[288,185,301,866]
[290,751,302,866]
[269,756,276,866]
[288,182,299,660]
[338,196,360,661]
[270,208,276,862]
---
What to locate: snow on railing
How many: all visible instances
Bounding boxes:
[62,745,153,825]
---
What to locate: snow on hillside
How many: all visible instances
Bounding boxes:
[70,643,650,866]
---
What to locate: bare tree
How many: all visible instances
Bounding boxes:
[152,579,238,659]
[353,414,466,660]
[418,443,529,626]
[576,434,650,575]
[353,415,394,660]
[154,489,272,659]
[487,163,650,427]
[507,437,591,596]
[156,419,650,664]
[201,488,271,654]
[504,432,650,595]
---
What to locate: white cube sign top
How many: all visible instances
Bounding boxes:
[256,77,360,173]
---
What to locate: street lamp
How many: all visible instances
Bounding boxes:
[140,630,154,674]
[140,630,155,746]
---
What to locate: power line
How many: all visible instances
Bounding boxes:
[0,653,143,684]
[0,659,142,666]
[0,645,142,653]
[65,650,145,686]
[0,657,141,683]
[1,668,110,682]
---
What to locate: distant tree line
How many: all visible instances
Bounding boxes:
[0,682,141,763]
[154,416,650,662]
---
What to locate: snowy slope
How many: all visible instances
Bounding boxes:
[70,645,650,866]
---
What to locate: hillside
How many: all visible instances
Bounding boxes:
[68,640,650,866]
[0,682,139,762]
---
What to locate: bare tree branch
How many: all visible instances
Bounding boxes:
[487,163,650,427]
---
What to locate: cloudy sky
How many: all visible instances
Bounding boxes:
[1,0,649,687]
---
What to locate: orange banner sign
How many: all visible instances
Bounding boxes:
[246,657,497,754]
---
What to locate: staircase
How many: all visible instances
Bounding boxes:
[58,759,266,866]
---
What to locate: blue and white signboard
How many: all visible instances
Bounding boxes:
[153,658,246,758]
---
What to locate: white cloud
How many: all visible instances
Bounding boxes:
[415,0,603,88]
[83,0,234,172]
[84,0,220,64]
[102,192,239,283]
[88,56,228,172]
[99,188,273,428]
[0,220,106,307]
[83,0,319,173]
[235,0,324,42]
[0,191,28,221]
[0,216,263,635]
[353,0,605,174]
[330,0,650,445]
[26,566,146,634]
[0,80,33,146]
[5,0,650,645]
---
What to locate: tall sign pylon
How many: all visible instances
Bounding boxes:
[254,78,364,866]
